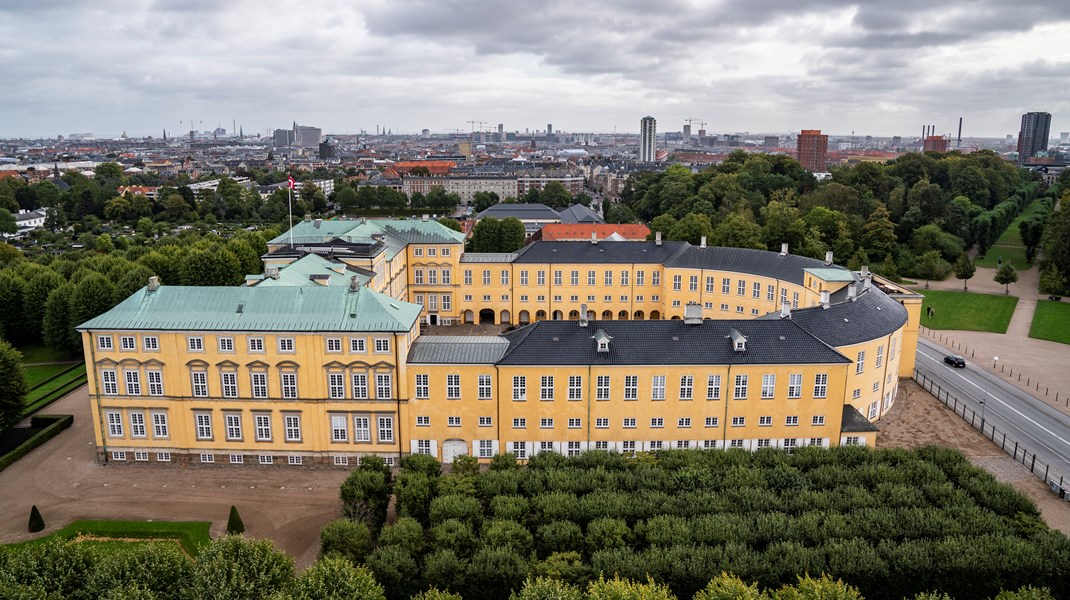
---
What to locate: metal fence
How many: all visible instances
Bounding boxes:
[914,368,1069,499]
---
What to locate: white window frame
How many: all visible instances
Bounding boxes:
[761,374,775,399]
[152,412,169,438]
[354,416,371,442]
[707,375,721,400]
[624,375,638,400]
[478,374,492,399]
[788,373,802,399]
[280,372,298,399]
[120,335,136,351]
[568,376,582,400]
[540,376,554,401]
[331,415,348,441]
[278,337,295,353]
[225,413,242,441]
[447,374,461,399]
[814,373,828,399]
[98,335,113,351]
[188,336,204,352]
[377,416,394,443]
[679,375,693,400]
[513,376,526,401]
[218,337,234,352]
[106,410,123,437]
[352,373,368,399]
[597,375,610,400]
[191,371,208,397]
[221,371,238,398]
[284,414,302,441]
[375,374,392,399]
[195,413,212,440]
[415,374,429,399]
[142,336,159,351]
[248,337,264,352]
[124,369,141,396]
[733,374,748,400]
[651,375,666,401]
[328,373,345,399]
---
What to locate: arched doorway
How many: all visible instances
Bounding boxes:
[519,310,530,325]
[463,310,474,324]
[618,310,629,320]
[587,310,596,321]
[536,310,547,321]
[671,315,681,320]
[479,309,495,324]
[634,310,645,320]
[500,310,511,325]
[442,439,468,464]
[552,310,563,320]
[568,310,579,320]
[650,310,661,320]
[601,310,612,320]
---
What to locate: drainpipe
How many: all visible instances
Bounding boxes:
[87,330,108,464]
[722,365,732,449]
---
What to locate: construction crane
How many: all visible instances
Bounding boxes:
[466,120,487,140]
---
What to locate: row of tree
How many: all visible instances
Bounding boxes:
[329,447,1067,600]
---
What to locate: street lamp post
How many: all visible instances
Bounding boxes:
[981,356,998,432]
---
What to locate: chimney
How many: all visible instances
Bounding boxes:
[265,266,280,280]
[349,276,360,292]
[313,218,322,229]
[360,216,367,224]
[820,290,830,309]
[780,242,789,256]
[591,232,598,245]
[824,251,833,265]
[655,231,662,246]
[700,236,707,249]
[421,214,429,222]
[684,302,703,324]
[780,301,791,319]
[579,304,588,327]
[147,276,160,292]
[864,275,872,291]
[303,214,311,222]
[860,265,869,278]
[848,283,858,301]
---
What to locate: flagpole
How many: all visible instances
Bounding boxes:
[287,179,294,249]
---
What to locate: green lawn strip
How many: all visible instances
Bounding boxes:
[24,364,70,387]
[21,376,87,417]
[16,343,75,364]
[913,289,1019,333]
[11,520,213,557]
[1029,300,1070,345]
[976,200,1041,269]
[25,365,86,405]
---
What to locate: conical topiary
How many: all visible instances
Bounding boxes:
[28,505,44,533]
[226,505,245,534]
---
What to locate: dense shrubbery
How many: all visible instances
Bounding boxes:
[346,447,1069,600]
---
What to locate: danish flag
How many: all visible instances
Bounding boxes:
[287,175,296,189]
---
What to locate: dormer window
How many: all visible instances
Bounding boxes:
[729,329,747,353]
[592,329,612,353]
[599,340,609,352]
[735,340,745,351]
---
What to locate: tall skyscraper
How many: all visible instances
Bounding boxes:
[682,124,691,145]
[797,129,828,172]
[1017,111,1051,162]
[640,116,657,163]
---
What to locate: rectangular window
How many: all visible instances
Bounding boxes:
[568,418,582,429]
[441,294,451,311]
[352,374,368,399]
[281,373,298,399]
[636,271,645,286]
[254,414,272,440]
[868,402,878,419]
[111,451,126,461]
[259,455,273,465]
[873,381,880,392]
[415,374,429,399]
[376,374,392,399]
[448,416,461,427]
[513,418,527,429]
[251,372,268,398]
[722,277,731,294]
[792,291,799,308]
[605,271,614,286]
[501,271,509,286]
[679,375,693,400]
[731,416,745,427]
[278,337,294,353]
[651,375,666,400]
[375,338,390,353]
[249,337,264,352]
[814,374,828,398]
[540,418,554,429]
[152,412,168,438]
[478,375,492,399]
[143,336,158,351]
[106,411,123,436]
[813,415,825,426]
[221,372,238,398]
[568,376,582,400]
[464,270,472,285]
[890,337,897,361]
[513,441,528,459]
[583,270,594,286]
[416,415,430,426]
[135,451,148,461]
[756,439,771,448]
[129,411,146,437]
[540,376,554,401]
[853,388,861,399]
[333,456,348,466]
[707,375,721,400]
[520,270,529,285]
[473,439,493,458]
[188,336,204,352]
[446,374,461,399]
[200,453,215,464]
[786,415,799,426]
[428,269,437,285]
[624,375,638,400]
[705,416,719,427]
[218,337,234,352]
[678,417,691,428]
[788,374,802,398]
[124,370,141,396]
[284,414,301,441]
[354,416,370,442]
[761,374,775,399]
[378,416,394,443]
[737,280,746,295]
[288,456,303,465]
[597,375,610,400]
[596,417,609,428]
[482,270,491,286]
[759,415,772,426]
[479,416,492,427]
[567,441,581,457]
[329,373,345,399]
[672,274,682,291]
[767,284,775,301]
[623,440,637,453]
[442,269,452,285]
[706,276,715,293]
[147,370,163,396]
[875,345,884,368]
[155,451,171,462]
[98,335,114,350]
[226,414,242,440]
[195,413,212,439]
[331,415,348,441]
[513,376,526,401]
[537,270,546,286]
[416,440,431,455]
[102,369,118,395]
[621,271,630,286]
[652,271,661,286]
[856,351,866,374]
[689,275,699,292]
[191,371,208,397]
[120,335,136,351]
[326,338,342,353]
[623,417,637,428]
[753,282,761,298]
[734,374,748,400]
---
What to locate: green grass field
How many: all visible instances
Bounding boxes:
[11,520,212,557]
[976,200,1041,270]
[24,364,70,387]
[16,343,76,364]
[1029,300,1070,345]
[915,289,1019,333]
[22,364,87,416]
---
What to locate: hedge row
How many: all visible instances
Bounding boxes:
[0,414,73,473]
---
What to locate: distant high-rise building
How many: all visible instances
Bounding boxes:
[421,129,430,139]
[682,124,691,145]
[797,129,828,172]
[1017,111,1051,162]
[547,124,553,138]
[294,125,322,148]
[318,141,335,160]
[273,128,296,147]
[763,135,779,148]
[639,116,657,162]
[1060,132,1069,145]
[923,136,949,153]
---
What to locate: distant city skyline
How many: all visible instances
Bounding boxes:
[2,1,1069,139]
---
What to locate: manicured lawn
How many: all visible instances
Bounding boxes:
[914,289,1019,333]
[12,520,212,557]
[24,364,70,387]
[1029,300,1070,345]
[24,364,86,406]
[16,343,76,364]
[975,200,1041,270]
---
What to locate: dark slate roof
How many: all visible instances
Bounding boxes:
[477,203,560,221]
[512,240,689,264]
[769,286,908,347]
[558,204,604,224]
[497,319,849,366]
[841,405,880,432]
[664,246,847,285]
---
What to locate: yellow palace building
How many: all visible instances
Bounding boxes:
[78,217,922,466]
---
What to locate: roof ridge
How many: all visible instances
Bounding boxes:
[497,321,539,363]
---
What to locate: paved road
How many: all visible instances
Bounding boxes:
[915,338,1070,488]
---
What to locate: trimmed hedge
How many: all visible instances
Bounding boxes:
[0,414,74,473]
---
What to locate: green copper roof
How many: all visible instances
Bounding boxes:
[251,254,372,288]
[77,284,421,333]
[269,218,465,247]
[805,268,857,283]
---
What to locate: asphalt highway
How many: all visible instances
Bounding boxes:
[915,338,1070,489]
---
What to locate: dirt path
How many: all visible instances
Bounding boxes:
[0,388,346,569]
[879,380,1070,534]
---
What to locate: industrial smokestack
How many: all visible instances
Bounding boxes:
[957,117,963,148]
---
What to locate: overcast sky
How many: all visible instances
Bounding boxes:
[2,0,1069,140]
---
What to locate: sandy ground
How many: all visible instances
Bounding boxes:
[878,380,1070,534]
[0,387,346,568]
